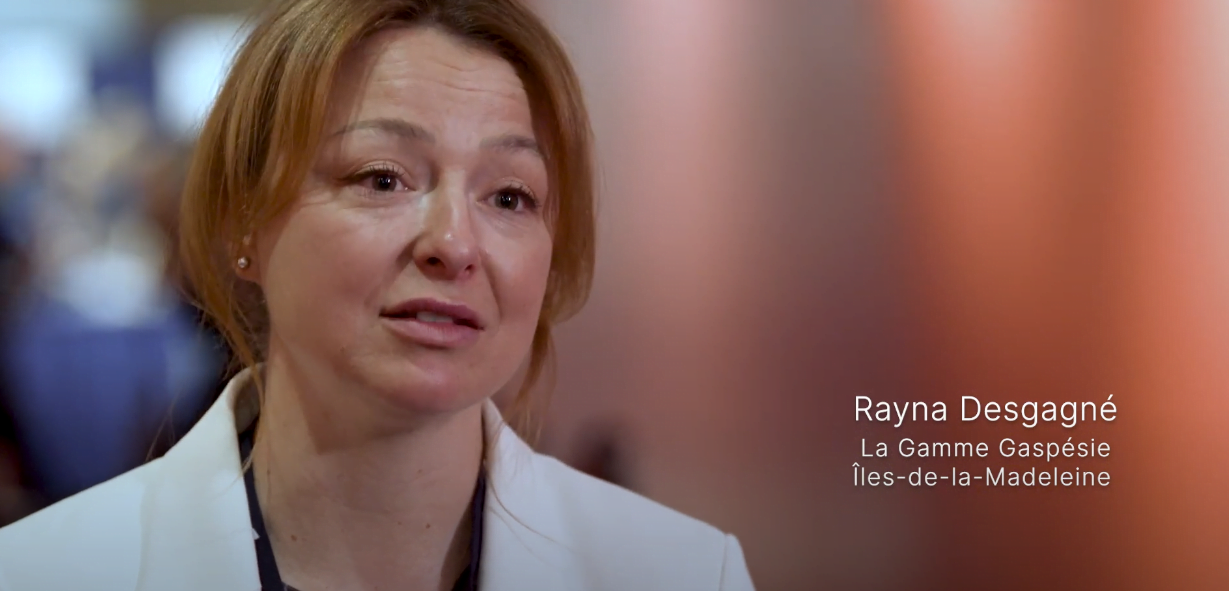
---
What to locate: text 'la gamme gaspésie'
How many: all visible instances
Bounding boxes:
[854,395,1117,429]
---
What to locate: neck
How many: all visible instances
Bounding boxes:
[250,357,485,591]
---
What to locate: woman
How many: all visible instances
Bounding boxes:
[0,1,756,590]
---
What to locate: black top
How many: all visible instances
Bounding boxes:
[239,423,486,591]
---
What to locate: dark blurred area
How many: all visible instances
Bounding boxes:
[1,1,1227,590]
[0,1,232,520]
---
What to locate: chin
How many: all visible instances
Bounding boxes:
[361,356,494,417]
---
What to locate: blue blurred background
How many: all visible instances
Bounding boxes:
[0,0,244,516]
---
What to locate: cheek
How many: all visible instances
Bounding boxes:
[489,233,553,329]
[261,207,394,338]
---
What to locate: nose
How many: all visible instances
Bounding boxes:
[411,180,479,281]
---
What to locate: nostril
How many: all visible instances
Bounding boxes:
[426,256,443,267]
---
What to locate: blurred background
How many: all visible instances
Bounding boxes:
[0,1,1226,590]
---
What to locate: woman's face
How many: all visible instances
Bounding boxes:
[249,26,552,416]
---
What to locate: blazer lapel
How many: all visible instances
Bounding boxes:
[135,370,261,591]
[477,403,575,591]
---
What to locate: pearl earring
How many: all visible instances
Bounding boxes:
[237,256,251,270]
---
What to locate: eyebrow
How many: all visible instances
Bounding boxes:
[332,118,435,142]
[481,133,542,158]
[332,118,542,158]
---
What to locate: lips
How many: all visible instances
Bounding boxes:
[380,298,483,348]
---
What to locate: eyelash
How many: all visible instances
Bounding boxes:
[347,164,408,194]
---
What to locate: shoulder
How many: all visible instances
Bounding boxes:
[525,452,755,590]
[481,403,756,590]
[532,451,720,540]
[0,460,163,589]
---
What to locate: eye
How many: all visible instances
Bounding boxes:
[349,166,408,193]
[491,185,538,212]
[369,172,399,192]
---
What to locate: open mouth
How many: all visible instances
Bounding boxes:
[380,299,484,348]
[382,309,480,329]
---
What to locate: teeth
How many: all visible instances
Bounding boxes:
[415,311,455,324]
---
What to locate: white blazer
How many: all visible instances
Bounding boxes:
[0,370,755,591]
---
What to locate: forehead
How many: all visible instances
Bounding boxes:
[329,26,534,136]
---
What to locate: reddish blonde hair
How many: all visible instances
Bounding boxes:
[178,0,595,439]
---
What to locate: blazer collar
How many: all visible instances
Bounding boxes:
[478,403,574,591]
[138,368,572,591]
[136,368,260,590]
